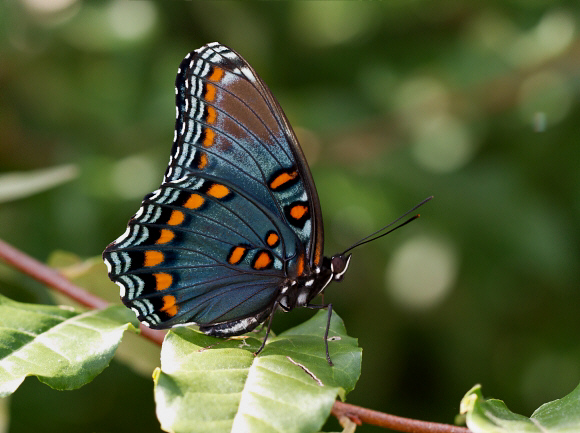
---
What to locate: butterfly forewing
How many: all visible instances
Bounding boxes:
[104,42,324,331]
[170,43,323,267]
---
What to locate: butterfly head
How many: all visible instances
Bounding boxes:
[330,253,352,282]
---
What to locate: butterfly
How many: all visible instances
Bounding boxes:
[103,42,429,365]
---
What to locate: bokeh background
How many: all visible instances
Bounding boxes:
[1,1,579,432]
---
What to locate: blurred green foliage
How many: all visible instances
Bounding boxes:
[1,1,579,432]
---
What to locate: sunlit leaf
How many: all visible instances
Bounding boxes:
[0,294,138,397]
[47,251,161,377]
[154,310,361,433]
[0,165,78,203]
[460,384,580,433]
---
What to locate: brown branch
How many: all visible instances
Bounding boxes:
[0,238,165,345]
[332,401,470,433]
[0,238,469,433]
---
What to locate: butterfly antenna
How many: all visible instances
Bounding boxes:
[342,196,433,254]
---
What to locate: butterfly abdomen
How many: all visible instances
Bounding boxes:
[199,308,272,337]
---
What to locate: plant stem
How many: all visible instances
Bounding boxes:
[332,401,470,432]
[0,238,470,432]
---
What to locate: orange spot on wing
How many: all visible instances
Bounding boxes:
[253,251,272,270]
[266,232,279,247]
[156,229,175,245]
[290,205,308,220]
[167,210,185,226]
[207,184,230,199]
[184,193,204,209]
[296,254,305,276]
[314,244,323,266]
[161,295,178,317]
[198,153,209,169]
[206,106,217,124]
[208,66,224,82]
[144,250,164,267]
[270,171,298,190]
[154,273,173,291]
[205,83,216,101]
[203,128,215,147]
[228,246,246,264]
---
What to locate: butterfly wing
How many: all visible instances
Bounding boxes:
[103,175,287,329]
[103,42,324,331]
[170,42,324,269]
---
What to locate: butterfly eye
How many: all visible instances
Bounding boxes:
[331,254,351,281]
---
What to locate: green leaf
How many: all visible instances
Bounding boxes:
[45,252,162,377]
[0,294,138,397]
[154,310,362,433]
[0,164,78,203]
[460,383,580,433]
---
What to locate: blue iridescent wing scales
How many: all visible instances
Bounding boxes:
[104,175,288,328]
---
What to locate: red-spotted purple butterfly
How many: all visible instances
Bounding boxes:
[103,42,430,365]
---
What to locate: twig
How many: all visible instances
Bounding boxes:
[332,401,470,433]
[0,238,165,345]
[0,238,469,432]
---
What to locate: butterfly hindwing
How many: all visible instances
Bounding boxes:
[104,174,292,328]
[104,42,325,331]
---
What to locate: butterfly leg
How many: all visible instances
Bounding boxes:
[253,320,268,333]
[254,303,277,357]
[306,303,334,366]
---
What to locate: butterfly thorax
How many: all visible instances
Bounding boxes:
[278,266,332,312]
[279,253,351,312]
